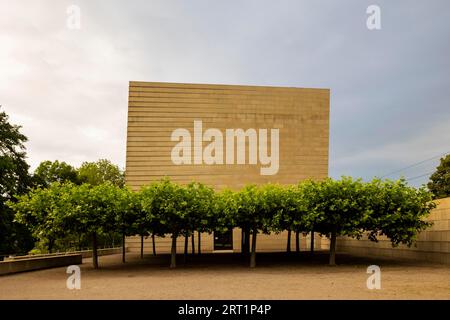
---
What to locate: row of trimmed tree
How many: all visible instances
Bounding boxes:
[8,177,435,268]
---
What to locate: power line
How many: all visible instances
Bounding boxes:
[380,151,449,178]
[405,171,434,182]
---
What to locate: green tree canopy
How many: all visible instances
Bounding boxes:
[112,187,139,262]
[365,178,435,246]
[233,184,279,267]
[139,179,189,268]
[6,175,436,268]
[213,189,238,234]
[271,184,309,233]
[270,184,310,253]
[65,183,126,268]
[307,177,369,265]
[78,159,125,187]
[427,154,450,199]
[184,182,215,234]
[33,160,79,188]
[11,183,74,253]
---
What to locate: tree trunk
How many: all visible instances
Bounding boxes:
[250,228,257,268]
[92,232,98,269]
[152,234,156,256]
[140,235,144,259]
[122,232,126,263]
[198,232,201,255]
[295,231,300,253]
[310,230,315,255]
[170,233,177,268]
[245,228,251,254]
[78,234,83,251]
[329,228,337,266]
[242,227,250,255]
[191,234,195,255]
[241,229,246,254]
[48,238,54,254]
[286,229,291,253]
[184,234,188,264]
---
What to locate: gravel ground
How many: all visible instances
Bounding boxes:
[0,252,449,300]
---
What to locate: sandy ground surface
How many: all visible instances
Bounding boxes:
[0,252,449,300]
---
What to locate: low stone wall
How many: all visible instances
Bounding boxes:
[337,197,450,264]
[0,254,82,276]
[78,247,126,258]
[4,247,125,261]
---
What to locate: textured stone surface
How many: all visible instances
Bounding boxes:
[125,81,329,190]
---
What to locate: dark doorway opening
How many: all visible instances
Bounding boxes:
[214,230,233,250]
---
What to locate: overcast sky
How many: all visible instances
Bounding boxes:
[1,0,449,187]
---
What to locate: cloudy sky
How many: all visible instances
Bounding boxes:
[1,0,449,186]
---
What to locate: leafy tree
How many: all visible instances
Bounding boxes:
[184,182,215,256]
[78,159,125,187]
[271,184,309,253]
[213,189,238,250]
[10,183,73,253]
[11,182,130,266]
[365,178,435,247]
[231,186,257,265]
[233,185,277,268]
[304,177,435,266]
[65,183,120,268]
[139,186,167,257]
[427,154,450,199]
[299,180,323,255]
[0,108,34,257]
[112,187,139,263]
[140,179,188,268]
[297,181,321,253]
[133,189,153,258]
[33,160,79,188]
[307,177,369,265]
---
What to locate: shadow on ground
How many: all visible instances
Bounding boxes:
[85,251,432,272]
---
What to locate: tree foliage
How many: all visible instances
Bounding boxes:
[8,176,436,268]
[427,154,450,199]
[306,177,371,264]
[364,178,435,246]
[33,160,79,188]
[0,108,34,256]
[77,159,125,187]
[11,183,73,253]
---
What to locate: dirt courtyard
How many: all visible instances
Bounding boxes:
[0,252,449,300]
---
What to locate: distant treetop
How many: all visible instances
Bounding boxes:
[33,160,79,188]
[77,159,125,187]
[427,154,450,199]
